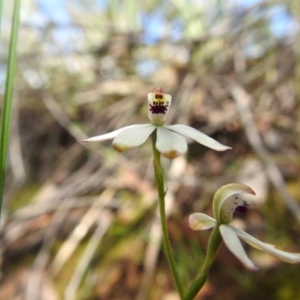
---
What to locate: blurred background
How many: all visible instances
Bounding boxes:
[1,0,300,299]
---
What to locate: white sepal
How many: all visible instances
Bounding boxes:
[220,225,258,271]
[165,124,231,151]
[112,124,156,152]
[233,226,300,264]
[156,126,187,159]
[189,213,217,230]
[82,125,139,143]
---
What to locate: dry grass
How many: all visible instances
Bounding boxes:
[1,1,300,299]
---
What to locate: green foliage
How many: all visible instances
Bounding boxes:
[0,0,20,218]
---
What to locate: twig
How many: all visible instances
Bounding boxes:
[42,94,87,142]
[64,211,113,300]
[50,188,115,277]
[9,94,26,185]
[24,200,71,300]
[10,196,118,222]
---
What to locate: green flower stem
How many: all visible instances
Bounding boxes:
[0,0,21,219]
[183,226,222,300]
[0,0,3,36]
[151,131,185,299]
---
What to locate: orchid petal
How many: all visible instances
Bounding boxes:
[220,225,258,271]
[165,124,231,151]
[189,213,217,230]
[82,125,140,143]
[213,183,255,224]
[112,124,156,152]
[232,226,300,264]
[156,127,187,158]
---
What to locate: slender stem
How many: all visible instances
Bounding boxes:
[183,226,222,300]
[0,0,3,37]
[151,131,185,299]
[0,0,21,219]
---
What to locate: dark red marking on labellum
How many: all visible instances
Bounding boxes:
[235,200,249,214]
[149,100,169,114]
[149,87,169,114]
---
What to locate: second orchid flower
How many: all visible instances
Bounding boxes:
[189,183,300,270]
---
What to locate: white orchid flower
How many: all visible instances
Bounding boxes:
[82,87,231,158]
[189,183,300,270]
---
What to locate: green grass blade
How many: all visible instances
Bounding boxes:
[0,0,21,219]
[0,0,3,36]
